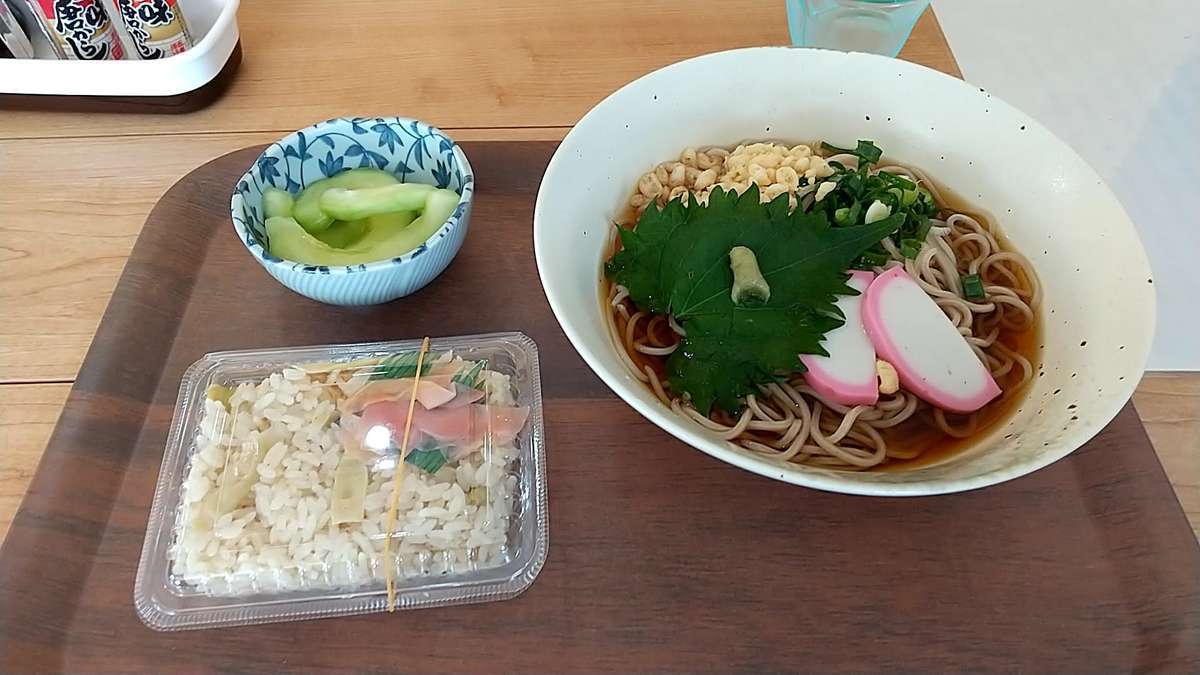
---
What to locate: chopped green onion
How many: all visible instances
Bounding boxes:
[962,273,986,301]
[369,352,433,381]
[820,140,883,165]
[901,189,918,206]
[899,238,923,259]
[856,250,891,268]
[838,172,863,195]
[845,201,863,225]
[834,207,850,223]
[877,193,900,212]
[887,187,905,203]
[452,360,486,388]
[405,446,449,473]
[913,215,932,242]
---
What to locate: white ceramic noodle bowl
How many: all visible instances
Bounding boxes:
[533,47,1155,496]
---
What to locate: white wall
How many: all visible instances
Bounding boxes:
[934,0,1199,369]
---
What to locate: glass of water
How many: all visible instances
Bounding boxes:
[786,0,931,57]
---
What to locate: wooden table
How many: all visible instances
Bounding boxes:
[0,0,1195,652]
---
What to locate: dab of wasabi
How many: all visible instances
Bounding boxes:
[729,245,770,306]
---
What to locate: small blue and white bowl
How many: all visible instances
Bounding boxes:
[231,117,474,305]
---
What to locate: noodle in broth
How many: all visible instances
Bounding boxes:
[603,143,1042,471]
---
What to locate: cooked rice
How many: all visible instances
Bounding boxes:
[169,365,519,596]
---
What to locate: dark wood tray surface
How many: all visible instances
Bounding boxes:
[1,142,1197,672]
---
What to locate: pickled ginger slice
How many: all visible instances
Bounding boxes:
[340,375,457,414]
[354,400,529,450]
[441,383,487,409]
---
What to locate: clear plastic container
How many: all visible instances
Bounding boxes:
[134,332,548,630]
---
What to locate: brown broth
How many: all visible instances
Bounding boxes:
[875,313,1041,471]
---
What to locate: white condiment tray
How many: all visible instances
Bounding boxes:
[0,0,239,96]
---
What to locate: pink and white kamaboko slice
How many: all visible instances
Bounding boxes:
[862,267,1001,414]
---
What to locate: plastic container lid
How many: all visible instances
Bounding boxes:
[134,332,548,630]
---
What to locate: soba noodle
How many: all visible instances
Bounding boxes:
[604,143,1041,470]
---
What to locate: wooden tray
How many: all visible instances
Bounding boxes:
[1,142,1197,671]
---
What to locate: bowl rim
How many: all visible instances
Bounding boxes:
[230,116,474,276]
[533,46,1155,496]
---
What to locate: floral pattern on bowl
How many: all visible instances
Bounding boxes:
[230,116,474,305]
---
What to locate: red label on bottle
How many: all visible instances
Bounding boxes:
[33,0,125,60]
[116,0,192,59]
